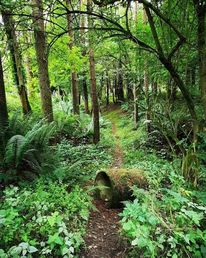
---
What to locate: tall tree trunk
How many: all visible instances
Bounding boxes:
[116,60,124,102]
[194,1,206,120]
[80,0,89,114]
[87,0,100,144]
[143,8,151,132]
[0,52,8,128]
[25,33,36,98]
[112,78,116,103]
[2,11,31,115]
[66,0,80,115]
[89,49,100,143]
[82,79,89,114]
[133,83,138,129]
[32,0,53,122]
[106,75,110,106]
[0,52,8,155]
[133,1,139,129]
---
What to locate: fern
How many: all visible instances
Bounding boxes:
[4,135,36,169]
[3,120,56,178]
[25,120,56,150]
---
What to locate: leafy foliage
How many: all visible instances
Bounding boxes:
[121,186,206,258]
[0,181,92,257]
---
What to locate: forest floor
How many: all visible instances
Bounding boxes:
[80,105,128,258]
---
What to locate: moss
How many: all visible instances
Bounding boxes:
[95,169,147,207]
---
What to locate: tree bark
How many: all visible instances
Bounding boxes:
[87,0,100,143]
[106,75,110,106]
[32,0,53,122]
[25,33,36,98]
[0,52,8,128]
[89,49,100,144]
[133,84,138,129]
[66,0,80,115]
[116,60,124,102]
[194,1,206,120]
[2,10,31,115]
[112,78,116,103]
[82,79,89,114]
[80,0,89,114]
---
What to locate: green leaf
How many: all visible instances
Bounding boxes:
[62,246,69,255]
[28,246,38,253]
[48,233,63,246]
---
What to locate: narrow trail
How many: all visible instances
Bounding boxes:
[111,120,124,168]
[80,107,127,258]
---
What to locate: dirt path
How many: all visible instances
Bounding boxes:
[80,107,127,258]
[111,121,124,168]
[80,200,127,258]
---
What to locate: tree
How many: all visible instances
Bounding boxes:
[87,0,100,144]
[66,0,80,115]
[80,0,90,114]
[65,0,197,120]
[2,9,32,115]
[32,0,53,122]
[0,52,8,128]
[193,0,206,120]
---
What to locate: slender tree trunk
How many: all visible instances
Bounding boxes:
[25,55,34,97]
[133,84,138,129]
[99,74,104,102]
[106,75,110,106]
[133,1,139,129]
[80,0,89,114]
[66,0,79,115]
[32,0,53,122]
[143,7,151,131]
[87,0,100,144]
[194,1,206,120]
[82,79,89,113]
[0,52,8,128]
[0,53,8,155]
[116,60,124,102]
[25,34,36,98]
[112,78,116,103]
[89,49,100,143]
[2,11,31,115]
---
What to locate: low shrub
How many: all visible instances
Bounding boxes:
[121,187,206,258]
[0,180,93,257]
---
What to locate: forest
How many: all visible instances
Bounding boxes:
[0,0,206,257]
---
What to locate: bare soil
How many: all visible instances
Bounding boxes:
[80,200,127,258]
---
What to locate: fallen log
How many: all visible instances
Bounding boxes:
[95,168,147,207]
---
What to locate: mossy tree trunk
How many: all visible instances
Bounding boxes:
[87,0,100,144]
[194,0,206,121]
[0,52,8,128]
[32,0,53,122]
[2,10,31,115]
[80,0,89,114]
[95,169,147,208]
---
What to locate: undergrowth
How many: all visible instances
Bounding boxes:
[108,107,206,258]
[0,180,93,257]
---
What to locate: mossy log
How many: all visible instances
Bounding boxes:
[95,168,147,207]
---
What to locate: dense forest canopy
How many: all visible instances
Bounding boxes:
[0,0,206,257]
